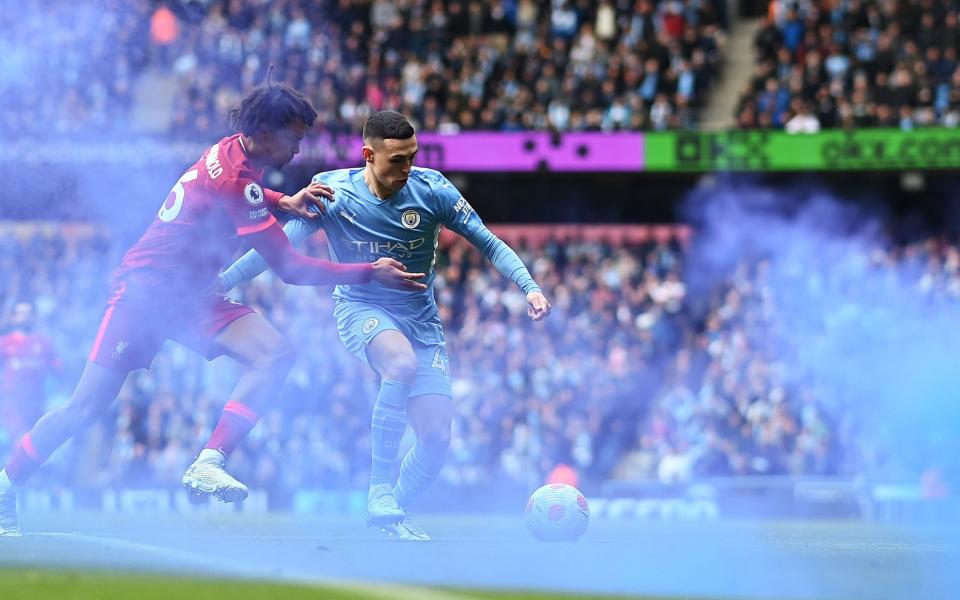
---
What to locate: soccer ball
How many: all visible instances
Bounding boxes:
[524,483,590,542]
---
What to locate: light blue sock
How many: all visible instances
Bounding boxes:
[369,380,411,488]
[393,442,447,509]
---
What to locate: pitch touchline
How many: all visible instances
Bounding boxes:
[773,539,957,553]
[33,532,474,600]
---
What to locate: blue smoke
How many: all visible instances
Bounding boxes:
[683,179,960,489]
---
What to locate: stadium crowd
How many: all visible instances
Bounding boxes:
[738,0,960,130]
[2,223,953,495]
[7,0,726,137]
[10,0,960,137]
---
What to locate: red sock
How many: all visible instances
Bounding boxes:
[5,433,45,486]
[204,401,259,457]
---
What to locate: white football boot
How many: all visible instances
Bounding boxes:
[379,514,430,541]
[365,483,405,526]
[182,450,248,503]
[396,513,431,541]
[0,480,21,537]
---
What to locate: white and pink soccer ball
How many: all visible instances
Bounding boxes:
[524,483,590,542]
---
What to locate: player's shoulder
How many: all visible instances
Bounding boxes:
[207,135,255,187]
[311,168,357,186]
[408,167,456,200]
[409,166,447,187]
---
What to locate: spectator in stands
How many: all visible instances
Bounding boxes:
[739,0,960,130]
[784,98,820,133]
[8,0,727,138]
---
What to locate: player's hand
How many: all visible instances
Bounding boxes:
[371,258,427,291]
[526,291,552,321]
[279,183,335,219]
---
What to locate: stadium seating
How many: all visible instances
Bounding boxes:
[737,0,960,130]
[10,1,959,135]
[6,0,726,137]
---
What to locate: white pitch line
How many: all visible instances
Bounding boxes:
[773,539,958,553]
[33,531,254,576]
[29,531,476,600]
[306,580,475,600]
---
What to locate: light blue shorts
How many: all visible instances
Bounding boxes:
[333,299,452,398]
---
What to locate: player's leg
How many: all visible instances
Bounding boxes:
[0,361,128,536]
[364,329,418,525]
[383,342,452,541]
[394,393,452,508]
[5,361,128,482]
[181,311,294,502]
[393,342,452,508]
[387,392,452,541]
[1,302,148,536]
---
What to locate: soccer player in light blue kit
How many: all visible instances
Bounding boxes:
[219,111,551,540]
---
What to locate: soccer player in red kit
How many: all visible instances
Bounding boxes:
[0,303,62,440]
[0,84,426,537]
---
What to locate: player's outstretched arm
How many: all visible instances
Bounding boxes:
[246,223,427,289]
[219,217,318,290]
[460,221,551,321]
[438,178,551,320]
[246,223,369,285]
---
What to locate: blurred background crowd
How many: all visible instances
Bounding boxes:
[2,224,954,495]
[7,0,722,136]
[7,0,960,137]
[738,0,960,130]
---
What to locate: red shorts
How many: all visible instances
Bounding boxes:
[88,295,255,372]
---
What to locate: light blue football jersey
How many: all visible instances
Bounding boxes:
[314,166,475,317]
[220,166,539,324]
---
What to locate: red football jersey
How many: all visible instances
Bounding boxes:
[111,134,284,304]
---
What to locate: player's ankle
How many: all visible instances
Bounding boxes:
[392,485,408,508]
[197,448,226,465]
[368,482,392,497]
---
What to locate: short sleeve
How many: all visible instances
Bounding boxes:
[262,187,284,210]
[216,169,278,235]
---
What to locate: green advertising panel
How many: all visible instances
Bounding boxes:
[644,128,960,172]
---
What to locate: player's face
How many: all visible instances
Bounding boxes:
[262,120,308,169]
[366,136,418,193]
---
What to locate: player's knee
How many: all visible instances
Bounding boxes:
[383,354,418,385]
[420,419,451,451]
[68,394,111,427]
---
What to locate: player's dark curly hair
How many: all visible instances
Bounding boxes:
[362,111,415,143]
[228,84,317,135]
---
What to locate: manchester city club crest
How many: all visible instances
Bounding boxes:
[400,209,421,229]
[244,182,264,205]
[362,317,380,334]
